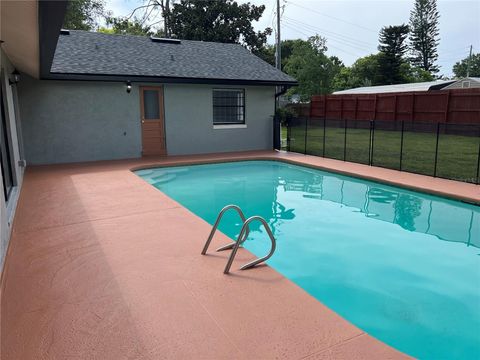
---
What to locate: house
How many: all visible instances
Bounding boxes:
[442,77,480,89]
[332,80,454,95]
[18,30,296,164]
[0,0,295,270]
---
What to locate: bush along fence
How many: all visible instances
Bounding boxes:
[280,117,480,184]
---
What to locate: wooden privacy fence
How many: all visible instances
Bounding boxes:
[310,88,480,125]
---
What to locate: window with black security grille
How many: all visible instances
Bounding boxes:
[212,89,245,125]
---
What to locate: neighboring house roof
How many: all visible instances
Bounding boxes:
[442,77,480,90]
[332,80,454,95]
[49,30,297,86]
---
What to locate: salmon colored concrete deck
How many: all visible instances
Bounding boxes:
[2,150,477,359]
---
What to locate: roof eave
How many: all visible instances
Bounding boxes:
[44,72,298,86]
[38,1,68,79]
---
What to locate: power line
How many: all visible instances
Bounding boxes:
[283,17,376,52]
[284,16,374,46]
[287,1,378,34]
[282,22,364,57]
[438,50,471,62]
[276,0,282,70]
[439,46,471,53]
[267,0,276,30]
[282,19,373,53]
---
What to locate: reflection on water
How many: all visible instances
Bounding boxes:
[278,172,478,248]
[137,161,479,249]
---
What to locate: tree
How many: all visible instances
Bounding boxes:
[255,45,275,66]
[168,0,272,53]
[99,17,164,37]
[256,39,317,68]
[332,67,356,91]
[333,53,435,91]
[400,63,435,82]
[122,0,175,37]
[283,36,343,100]
[63,0,106,30]
[409,0,440,74]
[333,54,383,91]
[377,24,410,84]
[453,53,480,78]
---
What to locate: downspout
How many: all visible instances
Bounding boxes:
[273,85,289,151]
[274,85,289,114]
[275,85,288,98]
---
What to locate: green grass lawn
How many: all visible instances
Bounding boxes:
[282,125,479,183]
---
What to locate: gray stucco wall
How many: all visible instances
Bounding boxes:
[18,77,142,164]
[18,79,275,164]
[164,84,275,155]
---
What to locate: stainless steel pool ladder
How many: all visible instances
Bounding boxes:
[201,204,277,274]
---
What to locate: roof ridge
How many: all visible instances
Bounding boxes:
[63,29,245,47]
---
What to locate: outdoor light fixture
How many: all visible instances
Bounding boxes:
[9,69,20,85]
[126,81,132,93]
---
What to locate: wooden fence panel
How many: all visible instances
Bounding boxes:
[448,90,480,125]
[376,94,396,121]
[309,88,480,124]
[412,92,448,123]
[325,96,342,119]
[342,97,357,120]
[396,94,414,121]
[356,95,375,120]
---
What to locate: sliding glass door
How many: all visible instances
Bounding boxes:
[0,84,14,201]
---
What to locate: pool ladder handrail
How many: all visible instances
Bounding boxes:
[201,204,277,274]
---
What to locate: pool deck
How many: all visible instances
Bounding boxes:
[2,150,478,359]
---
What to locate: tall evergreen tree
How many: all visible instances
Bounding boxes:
[409,0,440,74]
[378,24,410,84]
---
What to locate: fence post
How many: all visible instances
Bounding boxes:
[433,122,440,177]
[286,117,291,152]
[399,120,405,171]
[273,115,280,150]
[476,129,480,184]
[304,117,308,155]
[322,118,326,157]
[369,120,375,166]
[343,119,347,161]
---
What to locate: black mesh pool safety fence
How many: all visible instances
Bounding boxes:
[278,116,480,184]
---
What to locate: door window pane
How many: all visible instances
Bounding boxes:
[143,90,159,119]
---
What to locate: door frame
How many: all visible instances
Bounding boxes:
[139,85,167,156]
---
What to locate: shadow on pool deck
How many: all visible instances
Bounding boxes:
[3,149,471,358]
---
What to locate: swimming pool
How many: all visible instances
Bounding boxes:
[136,160,480,359]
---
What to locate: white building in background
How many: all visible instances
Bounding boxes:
[442,77,480,90]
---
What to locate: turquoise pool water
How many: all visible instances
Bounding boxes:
[136,161,480,359]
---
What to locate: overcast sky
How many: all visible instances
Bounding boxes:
[107,0,480,77]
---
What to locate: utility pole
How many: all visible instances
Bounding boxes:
[467,45,473,77]
[275,0,281,70]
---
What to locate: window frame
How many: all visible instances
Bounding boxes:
[0,80,15,202]
[212,88,246,126]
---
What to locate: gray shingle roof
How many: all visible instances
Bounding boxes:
[50,30,296,85]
